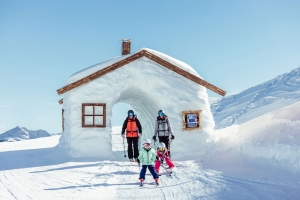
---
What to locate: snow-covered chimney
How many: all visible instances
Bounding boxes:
[121,38,132,55]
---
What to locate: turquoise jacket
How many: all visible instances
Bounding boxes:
[138,147,157,165]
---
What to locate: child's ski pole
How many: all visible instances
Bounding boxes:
[161,164,172,176]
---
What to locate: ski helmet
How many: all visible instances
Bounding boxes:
[158,110,165,117]
[158,142,166,151]
[127,110,134,116]
[143,139,151,145]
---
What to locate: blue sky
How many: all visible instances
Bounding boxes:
[0,1,299,134]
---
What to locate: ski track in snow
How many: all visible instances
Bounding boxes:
[0,136,299,199]
[0,159,299,199]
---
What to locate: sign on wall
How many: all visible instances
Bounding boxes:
[182,110,202,131]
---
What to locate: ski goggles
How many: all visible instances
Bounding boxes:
[158,112,165,117]
[159,147,165,151]
[128,113,133,116]
[143,143,150,146]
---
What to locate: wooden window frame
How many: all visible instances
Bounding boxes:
[82,103,106,128]
[182,110,202,131]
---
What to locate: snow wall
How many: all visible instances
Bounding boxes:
[59,48,215,160]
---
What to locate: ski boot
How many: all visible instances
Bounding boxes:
[155,178,159,186]
[140,179,144,187]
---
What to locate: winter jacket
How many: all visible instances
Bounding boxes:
[153,115,173,137]
[138,147,157,165]
[121,116,142,138]
[156,148,170,160]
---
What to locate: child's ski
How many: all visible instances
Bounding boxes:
[139,183,158,187]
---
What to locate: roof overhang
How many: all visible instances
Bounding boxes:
[56,50,226,96]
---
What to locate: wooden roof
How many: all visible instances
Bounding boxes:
[57,49,226,96]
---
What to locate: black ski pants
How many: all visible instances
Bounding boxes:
[127,137,139,159]
[158,136,171,156]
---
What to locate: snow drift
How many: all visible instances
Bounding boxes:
[206,100,300,175]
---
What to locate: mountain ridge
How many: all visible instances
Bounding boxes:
[211,66,300,129]
[0,126,51,142]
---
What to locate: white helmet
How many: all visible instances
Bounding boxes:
[158,142,166,149]
[143,139,151,144]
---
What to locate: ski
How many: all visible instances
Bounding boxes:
[139,182,159,187]
[158,173,171,176]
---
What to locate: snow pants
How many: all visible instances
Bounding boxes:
[127,137,139,159]
[155,158,175,172]
[139,165,159,180]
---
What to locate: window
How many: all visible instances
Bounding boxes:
[182,110,202,131]
[82,103,106,127]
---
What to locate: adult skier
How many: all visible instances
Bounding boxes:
[152,110,175,156]
[138,139,159,186]
[121,110,142,162]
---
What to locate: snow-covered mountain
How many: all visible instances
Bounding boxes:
[0,126,51,142]
[211,66,300,129]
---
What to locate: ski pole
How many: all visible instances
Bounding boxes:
[161,164,171,176]
[123,137,127,157]
[168,138,172,159]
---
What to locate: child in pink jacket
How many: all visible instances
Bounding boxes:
[154,142,175,174]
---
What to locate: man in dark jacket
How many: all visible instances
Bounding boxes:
[121,110,142,162]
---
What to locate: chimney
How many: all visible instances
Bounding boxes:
[121,38,132,55]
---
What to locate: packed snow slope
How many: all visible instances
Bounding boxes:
[211,66,300,129]
[0,101,300,199]
[204,100,300,179]
[0,126,50,142]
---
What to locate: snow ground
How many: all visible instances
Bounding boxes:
[0,125,299,199]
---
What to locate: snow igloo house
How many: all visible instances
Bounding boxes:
[56,39,226,159]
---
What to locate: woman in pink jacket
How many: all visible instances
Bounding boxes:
[154,142,175,174]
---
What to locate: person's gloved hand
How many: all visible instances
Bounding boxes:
[121,134,125,138]
[137,158,140,164]
[171,135,175,140]
[152,136,157,142]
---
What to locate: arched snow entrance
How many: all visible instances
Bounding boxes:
[110,89,160,160]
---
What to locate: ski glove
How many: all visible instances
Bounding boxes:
[152,136,157,142]
[121,134,125,138]
[171,135,175,140]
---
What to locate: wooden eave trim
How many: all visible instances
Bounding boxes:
[57,52,144,95]
[142,51,226,96]
[57,50,226,96]
[58,99,63,104]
